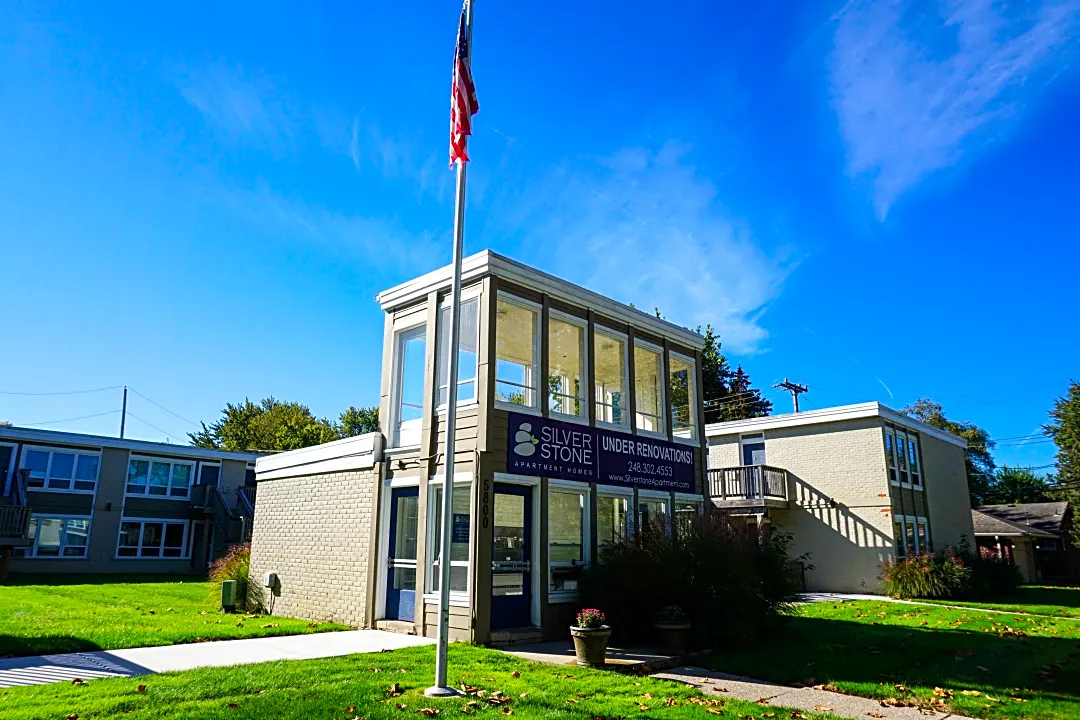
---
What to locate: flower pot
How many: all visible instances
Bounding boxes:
[654,622,691,656]
[570,625,611,666]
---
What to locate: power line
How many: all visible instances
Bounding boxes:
[128,388,198,427]
[0,385,122,397]
[772,378,809,413]
[18,410,122,427]
[126,412,186,441]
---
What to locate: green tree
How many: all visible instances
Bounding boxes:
[901,398,996,506]
[1045,380,1080,546]
[698,325,772,423]
[191,398,379,452]
[984,466,1052,505]
[339,405,380,436]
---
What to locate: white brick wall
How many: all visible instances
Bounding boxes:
[249,468,377,627]
[921,434,975,552]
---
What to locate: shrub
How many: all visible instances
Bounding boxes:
[575,608,606,629]
[883,551,970,599]
[967,555,1022,598]
[657,605,687,624]
[209,542,258,612]
[579,515,798,647]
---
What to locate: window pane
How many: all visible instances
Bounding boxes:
[74,455,99,482]
[149,462,170,495]
[199,464,221,486]
[127,459,149,493]
[119,522,141,547]
[548,317,585,417]
[669,355,697,440]
[675,502,701,536]
[141,522,164,553]
[430,485,472,593]
[549,491,583,563]
[65,518,89,547]
[438,298,479,406]
[23,450,50,485]
[597,495,628,548]
[164,523,185,549]
[634,344,664,433]
[37,518,63,555]
[171,464,191,496]
[50,453,75,479]
[894,521,905,557]
[397,328,427,440]
[639,500,668,535]
[594,330,627,425]
[495,298,538,407]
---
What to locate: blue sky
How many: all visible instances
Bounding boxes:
[1,0,1077,472]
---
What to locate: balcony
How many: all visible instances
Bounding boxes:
[708,465,789,509]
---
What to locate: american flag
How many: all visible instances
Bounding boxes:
[449,3,478,166]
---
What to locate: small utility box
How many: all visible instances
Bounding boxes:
[263,572,277,589]
[221,579,237,613]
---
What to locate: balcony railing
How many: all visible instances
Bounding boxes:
[0,505,32,540]
[708,465,789,504]
[237,486,256,516]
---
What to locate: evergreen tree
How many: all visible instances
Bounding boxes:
[698,325,772,423]
[1045,380,1080,546]
[713,365,773,422]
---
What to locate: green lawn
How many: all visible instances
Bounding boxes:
[0,644,832,720]
[0,576,347,657]
[707,599,1080,720]
[921,586,1080,619]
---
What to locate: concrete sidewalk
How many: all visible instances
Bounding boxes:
[653,666,977,720]
[0,630,434,688]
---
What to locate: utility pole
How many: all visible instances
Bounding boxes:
[120,386,128,438]
[772,378,808,413]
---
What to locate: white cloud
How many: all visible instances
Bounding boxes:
[830,0,1080,217]
[175,61,294,144]
[498,142,795,354]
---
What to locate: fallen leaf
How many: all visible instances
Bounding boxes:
[519,692,528,698]
[228,703,239,710]
[346,707,357,713]
[511,671,520,678]
[813,706,833,712]
[261,623,279,628]
[417,709,440,717]
[713,686,729,692]
[71,678,85,686]
[638,704,650,711]
[66,716,78,720]
[137,684,147,693]
[868,714,886,719]
[396,703,408,710]
[960,690,981,697]
[500,709,513,716]
[566,699,578,704]
[756,697,770,704]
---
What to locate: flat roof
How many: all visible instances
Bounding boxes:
[0,425,261,462]
[375,249,705,350]
[703,402,968,449]
[254,432,383,480]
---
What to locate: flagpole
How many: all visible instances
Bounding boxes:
[426,0,473,699]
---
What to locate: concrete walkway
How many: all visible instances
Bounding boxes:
[0,630,434,688]
[653,666,977,720]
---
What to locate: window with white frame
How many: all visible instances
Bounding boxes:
[634,342,665,435]
[549,484,589,596]
[593,328,628,427]
[638,492,670,536]
[893,515,929,558]
[437,296,480,407]
[427,481,472,597]
[495,295,540,409]
[907,434,922,488]
[669,353,698,441]
[197,462,221,487]
[117,518,189,558]
[884,431,898,485]
[548,313,587,419]
[20,447,100,493]
[674,496,704,537]
[126,457,194,498]
[393,324,427,447]
[885,428,921,489]
[596,489,631,551]
[15,516,91,558]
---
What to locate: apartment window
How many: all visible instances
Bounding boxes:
[549,484,589,596]
[197,462,221,487]
[427,481,471,597]
[393,324,427,447]
[884,431,898,485]
[437,297,479,407]
[638,492,670,536]
[495,296,540,409]
[597,491,631,551]
[20,447,100,493]
[634,342,665,435]
[894,515,929,558]
[669,353,698,441]
[594,328,628,427]
[674,496,704,537]
[16,516,90,558]
[548,313,587,419]
[896,433,909,486]
[907,434,922,489]
[117,519,189,558]
[126,457,194,499]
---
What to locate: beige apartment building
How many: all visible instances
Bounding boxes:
[249,250,709,643]
[0,426,258,577]
[706,403,973,593]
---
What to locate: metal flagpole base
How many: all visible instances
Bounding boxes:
[424,686,463,698]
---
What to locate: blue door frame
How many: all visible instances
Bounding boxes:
[491,483,533,631]
[385,486,419,621]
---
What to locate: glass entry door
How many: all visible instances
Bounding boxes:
[491,484,532,630]
[386,486,420,621]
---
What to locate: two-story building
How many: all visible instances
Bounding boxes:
[249,251,709,643]
[705,403,974,593]
[0,426,259,578]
